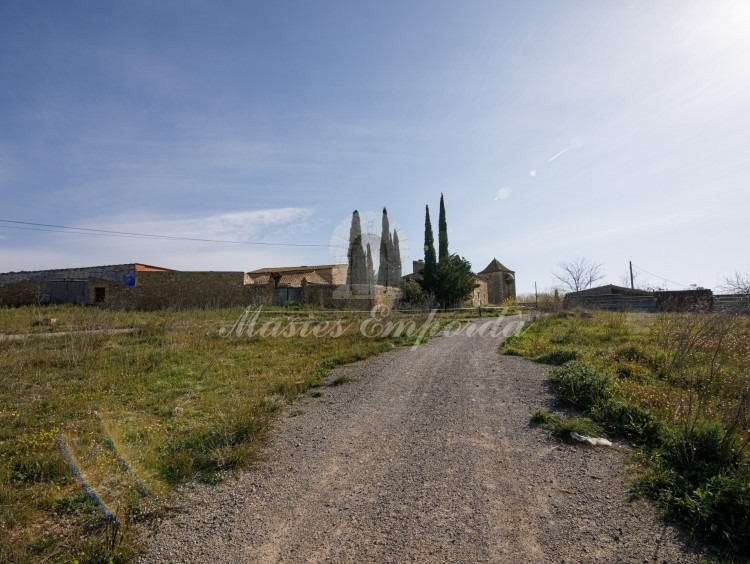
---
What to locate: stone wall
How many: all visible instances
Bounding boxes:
[577,295,657,313]
[714,294,750,313]
[302,284,401,310]
[330,264,348,285]
[470,279,488,306]
[131,271,268,309]
[0,267,394,310]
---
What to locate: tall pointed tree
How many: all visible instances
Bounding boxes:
[438,193,449,263]
[423,205,437,293]
[377,207,391,287]
[346,210,367,287]
[365,242,375,288]
[392,229,402,280]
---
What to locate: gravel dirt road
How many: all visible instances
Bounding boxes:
[141,317,704,563]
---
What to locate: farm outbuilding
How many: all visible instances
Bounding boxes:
[0,261,399,310]
[0,263,173,307]
[0,264,271,309]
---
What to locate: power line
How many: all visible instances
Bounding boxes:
[0,219,332,248]
[631,263,689,288]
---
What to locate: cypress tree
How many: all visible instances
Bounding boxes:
[365,242,375,288]
[392,230,402,280]
[377,207,391,287]
[423,205,437,293]
[438,193,449,263]
[347,210,367,287]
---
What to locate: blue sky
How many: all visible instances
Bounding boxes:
[1,1,748,294]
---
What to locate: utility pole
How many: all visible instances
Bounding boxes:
[629,261,634,289]
[534,281,538,307]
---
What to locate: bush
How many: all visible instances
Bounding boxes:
[534,348,578,366]
[596,398,660,442]
[670,473,750,553]
[550,361,618,412]
[398,280,430,310]
[660,421,742,476]
[644,438,750,554]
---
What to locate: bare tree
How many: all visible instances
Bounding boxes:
[553,257,604,293]
[619,269,641,289]
[720,270,750,294]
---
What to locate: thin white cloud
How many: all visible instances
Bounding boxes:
[100,208,313,244]
[547,147,570,163]
[0,208,319,272]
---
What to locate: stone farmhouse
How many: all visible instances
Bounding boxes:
[0,257,516,309]
[404,258,516,306]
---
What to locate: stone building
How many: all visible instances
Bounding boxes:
[0,263,173,306]
[403,258,515,306]
[0,261,402,310]
[476,259,516,305]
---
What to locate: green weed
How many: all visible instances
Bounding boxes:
[507,311,750,556]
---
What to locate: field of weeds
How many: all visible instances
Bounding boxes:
[0,304,452,562]
[503,310,750,557]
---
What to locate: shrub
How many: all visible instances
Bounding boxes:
[550,361,618,412]
[670,473,750,553]
[660,420,742,476]
[644,445,750,554]
[398,280,430,310]
[596,398,660,442]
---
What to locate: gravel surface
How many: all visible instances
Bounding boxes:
[140,317,705,563]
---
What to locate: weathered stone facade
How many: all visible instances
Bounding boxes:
[0,262,396,311]
[471,278,489,307]
[476,259,516,304]
[246,264,348,286]
[0,264,150,306]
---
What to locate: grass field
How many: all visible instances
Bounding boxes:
[502,310,750,557]
[0,304,462,562]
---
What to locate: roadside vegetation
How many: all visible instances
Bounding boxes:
[503,310,750,557]
[0,304,454,562]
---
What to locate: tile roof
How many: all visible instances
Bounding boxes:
[247,264,342,274]
[478,258,514,275]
